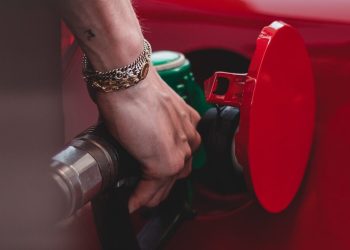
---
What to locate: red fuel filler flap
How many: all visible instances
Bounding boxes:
[204,21,315,213]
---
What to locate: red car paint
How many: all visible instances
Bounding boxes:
[62,1,350,249]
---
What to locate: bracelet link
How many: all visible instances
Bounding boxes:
[82,39,152,92]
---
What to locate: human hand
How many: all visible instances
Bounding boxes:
[96,66,201,213]
[58,0,200,212]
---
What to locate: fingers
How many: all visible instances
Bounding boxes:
[128,179,164,213]
[128,178,173,213]
[148,178,176,206]
[126,95,202,214]
[177,157,192,179]
[185,108,202,152]
[189,107,201,126]
[188,130,201,153]
[129,151,194,213]
[128,159,192,214]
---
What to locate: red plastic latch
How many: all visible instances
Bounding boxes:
[204,72,247,107]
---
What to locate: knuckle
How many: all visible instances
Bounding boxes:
[168,157,185,175]
[188,128,198,140]
[191,110,201,124]
[179,132,187,143]
[162,144,193,176]
[180,111,189,121]
[185,145,192,159]
[194,131,201,146]
[189,131,201,151]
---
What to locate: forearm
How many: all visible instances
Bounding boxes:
[58,0,143,71]
[57,0,201,213]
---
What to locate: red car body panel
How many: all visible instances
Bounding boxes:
[136,0,350,24]
[62,1,350,249]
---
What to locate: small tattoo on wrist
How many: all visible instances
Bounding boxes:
[84,29,95,41]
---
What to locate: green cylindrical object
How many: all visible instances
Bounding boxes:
[152,51,212,169]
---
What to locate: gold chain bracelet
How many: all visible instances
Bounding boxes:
[82,39,152,92]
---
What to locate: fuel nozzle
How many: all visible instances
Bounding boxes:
[196,106,247,194]
[50,124,139,218]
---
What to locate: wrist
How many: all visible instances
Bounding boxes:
[60,0,144,71]
[83,29,144,72]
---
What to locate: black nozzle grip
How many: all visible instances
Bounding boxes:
[196,106,247,194]
[90,123,141,250]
